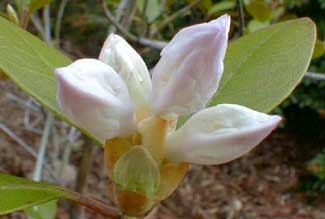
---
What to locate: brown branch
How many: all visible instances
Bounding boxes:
[72,192,122,219]
[56,185,122,219]
[101,0,167,50]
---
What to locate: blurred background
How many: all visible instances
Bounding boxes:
[0,0,324,218]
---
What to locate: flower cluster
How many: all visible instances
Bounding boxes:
[55,14,281,216]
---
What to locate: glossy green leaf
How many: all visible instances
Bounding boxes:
[0,173,70,215]
[209,18,316,111]
[0,17,100,144]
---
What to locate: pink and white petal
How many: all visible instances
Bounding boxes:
[165,104,281,165]
[55,59,135,141]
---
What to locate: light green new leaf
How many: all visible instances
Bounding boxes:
[209,18,316,111]
[0,17,100,143]
[0,173,70,215]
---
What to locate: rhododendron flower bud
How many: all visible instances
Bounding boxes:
[53,14,284,218]
[150,14,230,116]
[99,34,152,111]
[165,104,281,165]
[55,59,135,140]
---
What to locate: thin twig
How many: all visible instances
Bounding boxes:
[120,0,137,31]
[0,123,38,157]
[109,0,131,33]
[150,0,202,36]
[33,112,54,181]
[55,0,68,44]
[6,92,41,113]
[140,0,148,37]
[43,4,51,43]
[305,72,325,80]
[59,127,77,178]
[236,0,245,36]
[101,0,167,50]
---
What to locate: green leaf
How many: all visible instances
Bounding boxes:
[312,39,324,59]
[25,201,57,219]
[245,0,272,22]
[0,17,100,144]
[208,1,236,15]
[209,18,316,111]
[22,0,53,24]
[28,0,53,15]
[247,19,270,33]
[0,10,8,18]
[0,172,70,215]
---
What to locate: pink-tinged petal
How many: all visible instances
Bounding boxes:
[99,34,152,111]
[55,59,135,141]
[150,14,230,116]
[165,104,281,165]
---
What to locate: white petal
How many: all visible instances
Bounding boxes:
[165,104,281,165]
[99,34,152,111]
[150,14,230,116]
[55,59,135,140]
